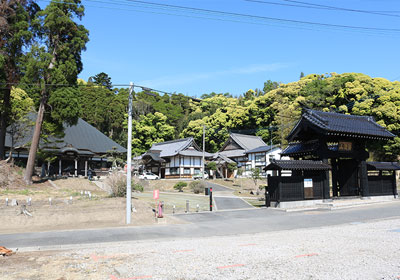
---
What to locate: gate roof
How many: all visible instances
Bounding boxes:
[265,160,331,171]
[287,109,395,142]
[367,161,400,170]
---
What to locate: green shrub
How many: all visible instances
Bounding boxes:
[206,162,217,171]
[174,182,187,192]
[189,181,205,194]
[133,183,144,192]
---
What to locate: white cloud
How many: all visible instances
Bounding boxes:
[136,62,289,88]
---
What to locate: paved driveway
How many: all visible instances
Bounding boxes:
[205,181,255,210]
[214,197,253,210]
[206,181,232,192]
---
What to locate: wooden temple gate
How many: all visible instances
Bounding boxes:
[267,109,398,203]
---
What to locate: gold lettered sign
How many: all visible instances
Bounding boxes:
[338,141,352,151]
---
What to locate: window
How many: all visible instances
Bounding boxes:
[184,168,190,174]
[269,155,275,162]
[245,164,252,171]
[170,167,178,175]
[255,154,265,163]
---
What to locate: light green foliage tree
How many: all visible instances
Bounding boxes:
[181,95,250,152]
[7,87,34,163]
[130,112,175,155]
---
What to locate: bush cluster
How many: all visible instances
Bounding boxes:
[174,182,187,192]
[106,172,143,197]
[189,181,205,194]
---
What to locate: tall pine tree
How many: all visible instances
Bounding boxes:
[23,0,89,184]
[0,0,38,159]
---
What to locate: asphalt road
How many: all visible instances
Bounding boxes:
[214,197,253,210]
[206,181,232,192]
[2,201,400,249]
[205,181,254,210]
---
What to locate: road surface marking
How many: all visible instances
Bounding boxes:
[238,243,257,247]
[110,275,152,280]
[174,249,194,253]
[217,264,245,269]
[295,253,319,258]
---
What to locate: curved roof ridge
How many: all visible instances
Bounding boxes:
[152,137,193,146]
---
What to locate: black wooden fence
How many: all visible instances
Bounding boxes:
[267,175,324,202]
[368,175,396,196]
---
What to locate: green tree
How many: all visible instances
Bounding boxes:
[78,85,113,136]
[174,182,187,192]
[0,0,38,159]
[250,168,261,188]
[23,0,89,184]
[7,87,34,163]
[89,72,112,90]
[263,80,280,94]
[130,112,175,155]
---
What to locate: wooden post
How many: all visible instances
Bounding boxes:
[331,158,338,197]
[59,159,62,176]
[360,160,370,197]
[322,159,330,200]
[393,170,398,197]
[74,158,78,177]
[85,160,88,177]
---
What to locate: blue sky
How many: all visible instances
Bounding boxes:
[53,0,400,96]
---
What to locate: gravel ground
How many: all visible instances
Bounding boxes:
[2,217,400,280]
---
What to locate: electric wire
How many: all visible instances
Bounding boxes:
[245,0,400,18]
[36,0,400,36]
[266,0,400,18]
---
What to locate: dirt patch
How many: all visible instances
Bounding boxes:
[0,175,181,234]
[0,161,26,189]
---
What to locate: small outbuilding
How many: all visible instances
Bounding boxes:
[265,160,331,203]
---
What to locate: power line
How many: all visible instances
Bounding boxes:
[120,0,400,32]
[36,0,400,36]
[244,0,336,11]
[275,0,400,18]
[246,0,400,18]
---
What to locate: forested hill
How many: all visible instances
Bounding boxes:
[74,72,400,161]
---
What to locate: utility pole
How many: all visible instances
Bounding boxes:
[126,82,134,224]
[269,125,272,147]
[202,125,205,180]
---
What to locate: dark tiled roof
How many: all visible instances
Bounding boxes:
[212,153,235,164]
[281,141,319,156]
[226,133,268,151]
[142,152,166,163]
[219,149,246,158]
[246,145,278,154]
[265,160,331,171]
[178,150,213,157]
[367,161,400,170]
[150,138,201,157]
[5,113,126,155]
[288,109,395,141]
